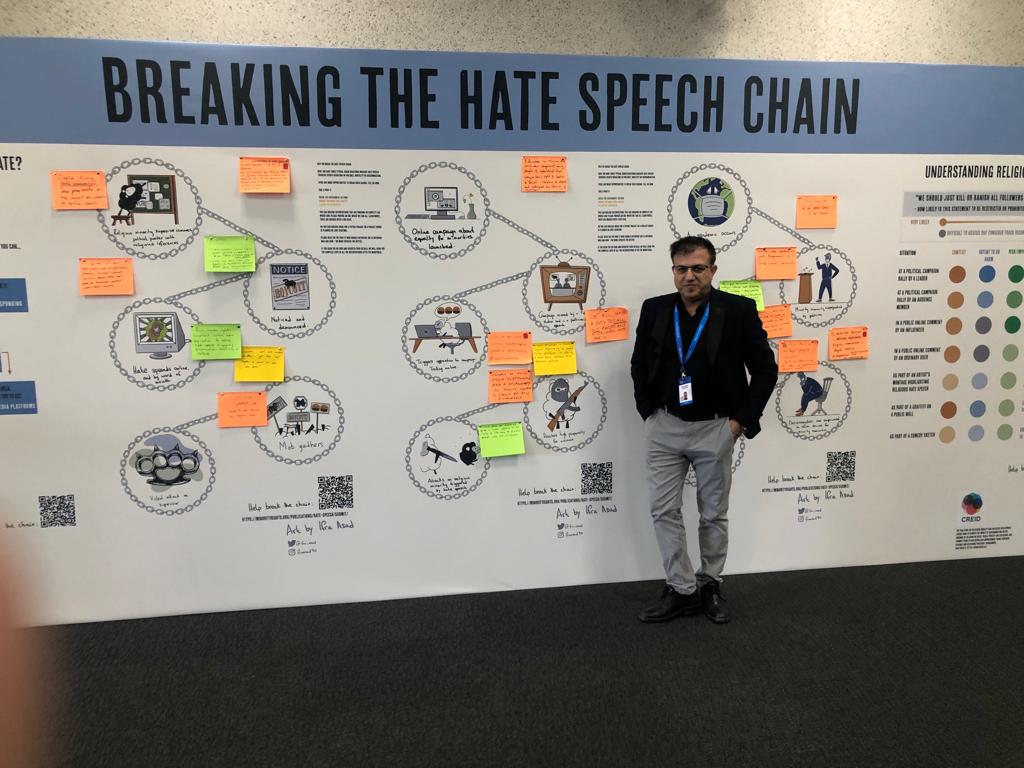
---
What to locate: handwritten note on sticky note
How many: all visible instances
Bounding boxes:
[796,195,838,229]
[239,156,291,193]
[488,331,533,364]
[522,155,568,192]
[584,307,629,343]
[488,368,534,404]
[234,346,284,381]
[755,247,798,280]
[217,391,268,428]
[719,280,765,311]
[758,304,793,339]
[829,326,869,360]
[204,236,256,272]
[478,421,526,458]
[778,339,819,373]
[191,324,242,360]
[51,171,108,210]
[533,341,577,376]
[78,258,134,296]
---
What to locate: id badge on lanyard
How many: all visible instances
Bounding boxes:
[674,303,709,407]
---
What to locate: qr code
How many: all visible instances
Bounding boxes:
[318,475,353,511]
[39,494,76,528]
[826,451,856,482]
[581,462,613,495]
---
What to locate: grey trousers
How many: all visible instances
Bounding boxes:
[644,408,734,595]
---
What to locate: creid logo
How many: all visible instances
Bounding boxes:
[961,492,983,522]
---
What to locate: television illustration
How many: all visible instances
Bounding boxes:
[424,186,459,219]
[134,311,186,359]
[539,261,591,311]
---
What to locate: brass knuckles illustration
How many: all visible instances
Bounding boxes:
[134,446,202,486]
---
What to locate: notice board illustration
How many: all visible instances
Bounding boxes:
[1,37,1023,624]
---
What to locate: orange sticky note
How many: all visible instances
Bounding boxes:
[217,391,268,428]
[488,368,534,404]
[758,304,793,339]
[829,326,869,360]
[488,331,533,364]
[778,339,819,373]
[78,257,134,296]
[51,171,108,210]
[584,307,630,343]
[239,156,291,193]
[521,155,568,192]
[755,247,798,280]
[796,195,838,229]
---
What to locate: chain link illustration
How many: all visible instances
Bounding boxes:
[522,371,608,453]
[490,209,559,252]
[98,158,203,260]
[173,413,218,431]
[401,295,490,383]
[405,417,491,500]
[242,248,338,340]
[454,403,502,421]
[119,427,216,516]
[751,206,817,248]
[521,250,607,336]
[165,273,248,303]
[394,162,492,260]
[453,272,530,300]
[201,206,282,253]
[777,245,859,329]
[108,297,206,391]
[251,376,346,465]
[667,163,753,253]
[773,360,853,440]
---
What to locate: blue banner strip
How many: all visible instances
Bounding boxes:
[1,38,1023,154]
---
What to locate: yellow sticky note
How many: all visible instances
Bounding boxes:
[478,421,526,458]
[796,195,838,229]
[78,257,134,296]
[778,339,819,373]
[239,156,291,193]
[829,326,869,360]
[234,346,284,382]
[719,280,765,311]
[584,307,629,343]
[488,331,534,364]
[758,304,793,339]
[488,368,534,404]
[521,155,568,192]
[51,171,108,210]
[217,391,268,428]
[532,341,577,376]
[755,247,798,280]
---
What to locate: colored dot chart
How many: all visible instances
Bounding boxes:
[938,258,1024,443]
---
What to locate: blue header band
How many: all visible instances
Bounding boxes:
[1,37,1023,153]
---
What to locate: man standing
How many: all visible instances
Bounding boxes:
[630,236,778,624]
[816,253,840,301]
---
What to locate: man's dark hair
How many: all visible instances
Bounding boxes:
[670,235,716,265]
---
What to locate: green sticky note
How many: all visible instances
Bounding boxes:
[204,235,256,272]
[719,280,765,311]
[478,421,526,458]
[191,323,242,360]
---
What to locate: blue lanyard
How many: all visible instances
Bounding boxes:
[674,302,710,376]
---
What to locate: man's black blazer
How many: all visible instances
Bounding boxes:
[630,287,779,438]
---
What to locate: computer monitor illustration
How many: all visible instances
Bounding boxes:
[134,311,186,359]
[424,187,459,219]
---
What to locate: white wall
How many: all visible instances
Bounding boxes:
[3,0,1024,66]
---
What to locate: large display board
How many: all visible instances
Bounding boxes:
[1,38,1023,624]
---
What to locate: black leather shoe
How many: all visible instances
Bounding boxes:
[700,582,731,624]
[637,585,703,623]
